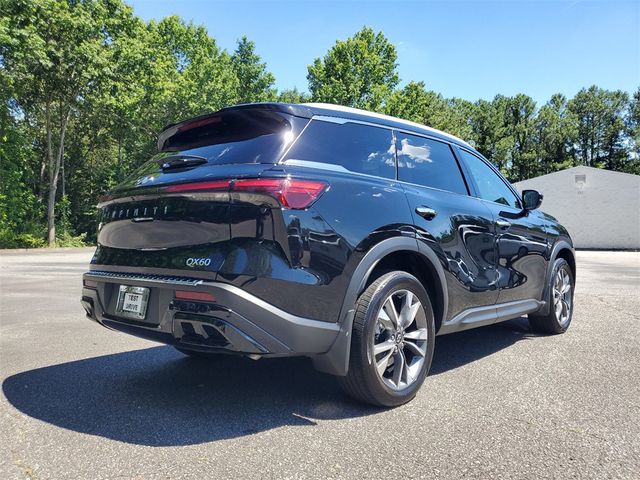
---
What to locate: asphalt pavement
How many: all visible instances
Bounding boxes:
[0,248,638,479]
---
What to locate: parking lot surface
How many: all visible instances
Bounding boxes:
[0,249,638,479]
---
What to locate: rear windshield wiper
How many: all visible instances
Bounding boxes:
[158,155,208,171]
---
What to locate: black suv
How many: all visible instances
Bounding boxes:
[81,103,575,406]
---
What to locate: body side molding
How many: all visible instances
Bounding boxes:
[437,298,545,336]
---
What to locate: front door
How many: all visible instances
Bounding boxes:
[455,148,548,304]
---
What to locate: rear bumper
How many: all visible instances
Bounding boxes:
[81,270,340,357]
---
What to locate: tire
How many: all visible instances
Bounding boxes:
[338,271,436,407]
[174,346,221,359]
[529,258,574,334]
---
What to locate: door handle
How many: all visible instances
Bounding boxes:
[496,219,511,230]
[415,206,437,220]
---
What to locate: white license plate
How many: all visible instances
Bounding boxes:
[116,285,150,320]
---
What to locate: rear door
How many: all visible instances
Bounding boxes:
[455,147,548,304]
[395,132,499,321]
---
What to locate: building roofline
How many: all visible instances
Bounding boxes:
[514,165,640,184]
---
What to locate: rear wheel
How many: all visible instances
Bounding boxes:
[338,271,435,407]
[529,258,574,334]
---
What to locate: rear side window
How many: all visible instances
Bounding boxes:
[458,149,522,208]
[283,120,396,179]
[396,133,468,195]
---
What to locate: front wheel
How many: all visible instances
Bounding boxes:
[338,271,435,407]
[529,258,575,334]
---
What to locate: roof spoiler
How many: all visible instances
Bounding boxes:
[156,103,314,151]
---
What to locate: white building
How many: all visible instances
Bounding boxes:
[514,166,640,249]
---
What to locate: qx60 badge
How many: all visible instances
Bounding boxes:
[186,257,211,268]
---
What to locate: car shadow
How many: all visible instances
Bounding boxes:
[2,347,374,446]
[431,316,535,375]
[2,318,534,446]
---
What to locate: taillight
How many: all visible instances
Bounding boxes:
[233,178,327,209]
[163,178,327,209]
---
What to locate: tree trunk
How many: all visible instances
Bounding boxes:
[46,179,57,246]
[61,146,65,198]
[38,157,47,200]
[45,101,55,246]
[118,136,123,180]
[46,105,71,246]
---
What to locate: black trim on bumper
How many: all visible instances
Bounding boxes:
[81,270,340,357]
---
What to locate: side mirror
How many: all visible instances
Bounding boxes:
[522,189,543,211]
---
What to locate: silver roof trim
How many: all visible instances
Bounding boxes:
[303,102,472,149]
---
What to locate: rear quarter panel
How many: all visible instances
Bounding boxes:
[216,165,416,322]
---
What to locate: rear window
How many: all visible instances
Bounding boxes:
[159,110,293,165]
[284,120,396,179]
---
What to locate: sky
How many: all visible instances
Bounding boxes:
[127,0,640,105]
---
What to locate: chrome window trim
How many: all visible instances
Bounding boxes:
[310,114,466,149]
[303,103,473,148]
[279,116,483,199]
[282,158,477,200]
[281,159,351,173]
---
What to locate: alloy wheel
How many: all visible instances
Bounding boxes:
[553,267,572,327]
[372,289,428,390]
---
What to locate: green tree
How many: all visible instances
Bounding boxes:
[63,15,241,240]
[444,98,474,140]
[307,27,399,111]
[535,94,578,173]
[568,85,630,169]
[277,87,310,104]
[384,81,474,139]
[0,78,43,243]
[1,5,638,250]
[468,95,540,180]
[148,16,239,123]
[231,36,276,103]
[0,0,140,245]
[469,97,510,173]
[385,82,448,126]
[626,87,640,174]
[504,94,538,181]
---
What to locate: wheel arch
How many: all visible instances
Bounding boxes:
[555,246,576,280]
[548,240,576,283]
[537,239,576,316]
[312,236,448,376]
[364,250,446,334]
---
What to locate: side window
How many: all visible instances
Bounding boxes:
[396,133,468,195]
[458,149,522,209]
[283,120,395,179]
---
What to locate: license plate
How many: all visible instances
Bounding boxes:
[116,285,150,320]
